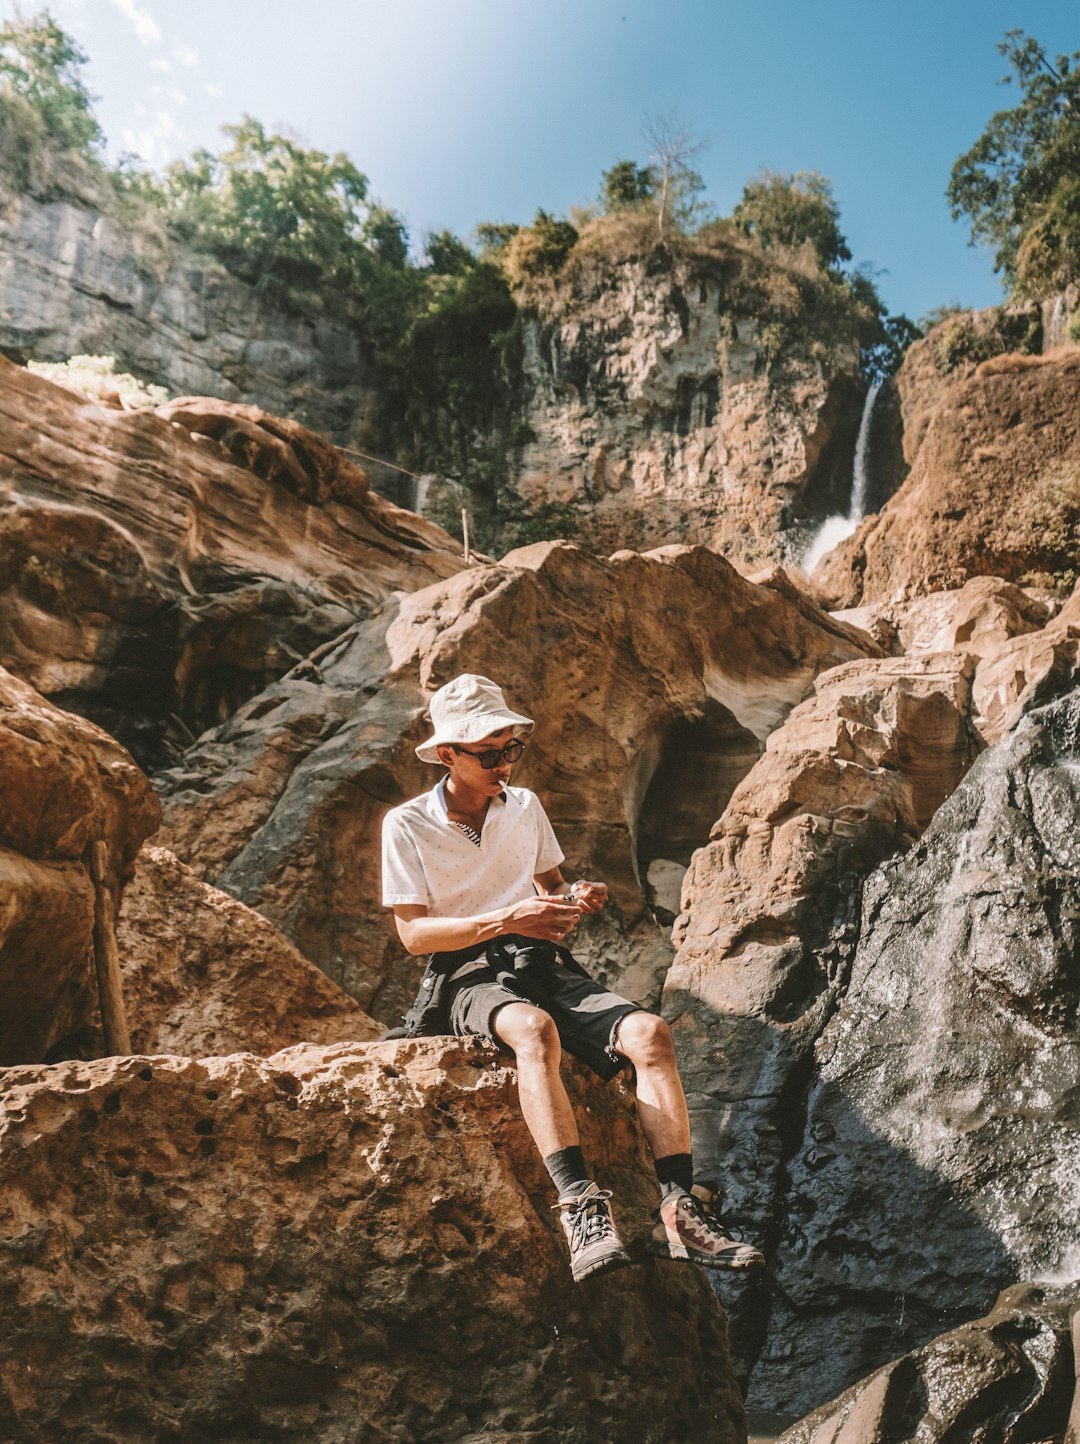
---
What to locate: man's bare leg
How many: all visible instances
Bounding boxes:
[612,1011,691,1160]
[492,1002,578,1155]
[494,1001,630,1281]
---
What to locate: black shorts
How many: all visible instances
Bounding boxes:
[447,952,642,1081]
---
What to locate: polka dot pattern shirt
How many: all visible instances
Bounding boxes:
[381,779,564,916]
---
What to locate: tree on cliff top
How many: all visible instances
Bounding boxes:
[0,8,102,159]
[949,31,1080,296]
[155,117,406,297]
[733,171,852,271]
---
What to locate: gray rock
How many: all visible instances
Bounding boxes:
[753,687,1080,1416]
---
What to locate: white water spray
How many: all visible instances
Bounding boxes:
[802,383,881,573]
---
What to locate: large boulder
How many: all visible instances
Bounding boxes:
[0,359,466,767]
[112,846,381,1060]
[750,686,1080,1416]
[814,349,1080,608]
[661,652,980,1381]
[0,667,160,1065]
[156,542,877,1022]
[0,1039,746,1442]
[777,1283,1080,1444]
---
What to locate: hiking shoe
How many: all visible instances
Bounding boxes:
[649,1185,765,1270]
[552,1181,631,1283]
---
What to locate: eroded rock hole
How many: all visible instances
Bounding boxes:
[636,701,762,922]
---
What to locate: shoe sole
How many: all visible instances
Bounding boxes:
[572,1249,632,1283]
[646,1241,765,1270]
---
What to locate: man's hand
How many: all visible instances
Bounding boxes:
[503,895,581,942]
[570,880,608,915]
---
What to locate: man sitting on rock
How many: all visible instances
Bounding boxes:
[381,673,764,1283]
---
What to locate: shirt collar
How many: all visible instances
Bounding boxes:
[427,775,511,823]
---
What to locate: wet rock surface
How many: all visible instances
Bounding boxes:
[777,1282,1080,1444]
[661,651,981,1389]
[156,542,876,1021]
[751,687,1080,1416]
[0,1040,745,1443]
[0,359,465,767]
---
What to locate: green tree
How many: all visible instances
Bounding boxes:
[503,209,579,286]
[600,159,657,212]
[948,30,1080,294]
[733,170,852,270]
[0,8,102,156]
[157,116,378,292]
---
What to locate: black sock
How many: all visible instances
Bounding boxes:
[544,1145,590,1198]
[654,1152,694,1199]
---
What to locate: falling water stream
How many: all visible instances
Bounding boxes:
[802,382,881,572]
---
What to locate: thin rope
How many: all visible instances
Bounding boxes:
[336,444,424,480]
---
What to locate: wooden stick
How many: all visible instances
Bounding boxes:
[88,841,132,1057]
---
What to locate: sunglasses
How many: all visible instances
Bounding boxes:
[451,739,526,769]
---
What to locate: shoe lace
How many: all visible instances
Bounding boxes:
[560,1189,617,1251]
[682,1191,738,1243]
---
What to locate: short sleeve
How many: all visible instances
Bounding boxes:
[381,812,430,907]
[531,796,564,874]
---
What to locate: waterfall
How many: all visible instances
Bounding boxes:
[802,384,881,572]
[850,382,881,521]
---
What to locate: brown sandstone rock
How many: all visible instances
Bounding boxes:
[972,580,1080,743]
[0,1040,745,1442]
[156,541,878,1022]
[814,348,1080,608]
[111,846,380,1060]
[0,667,160,1065]
[0,358,466,766]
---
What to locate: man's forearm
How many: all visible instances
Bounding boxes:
[396,910,508,955]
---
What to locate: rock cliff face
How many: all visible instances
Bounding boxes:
[815,344,1080,607]
[502,247,864,559]
[0,1039,745,1443]
[0,175,371,440]
[155,542,876,1022]
[0,360,466,767]
[749,687,1080,1415]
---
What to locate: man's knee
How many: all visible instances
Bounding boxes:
[615,1011,674,1065]
[494,1003,561,1060]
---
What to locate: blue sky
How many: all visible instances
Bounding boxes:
[8,0,1079,321]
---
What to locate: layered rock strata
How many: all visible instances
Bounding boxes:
[0,666,160,1065]
[815,348,1080,606]
[749,686,1080,1416]
[157,542,877,1022]
[0,361,465,765]
[0,1039,745,1442]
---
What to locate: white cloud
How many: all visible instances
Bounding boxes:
[149,56,173,73]
[175,43,199,69]
[107,0,162,48]
[203,81,225,99]
[121,105,182,168]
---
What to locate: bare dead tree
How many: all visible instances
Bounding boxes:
[642,110,708,238]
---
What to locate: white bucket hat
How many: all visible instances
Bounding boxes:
[415,674,534,764]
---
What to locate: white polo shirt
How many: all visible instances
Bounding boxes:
[381,779,564,916]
